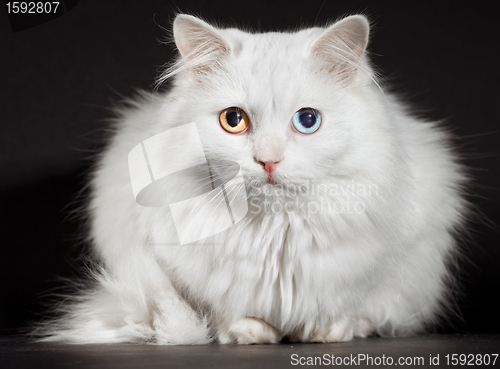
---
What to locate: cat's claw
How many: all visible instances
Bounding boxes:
[219,317,281,344]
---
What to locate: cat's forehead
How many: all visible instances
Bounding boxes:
[217,28,325,117]
[224,28,322,59]
[221,28,323,89]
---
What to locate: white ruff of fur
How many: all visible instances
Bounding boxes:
[35,14,467,344]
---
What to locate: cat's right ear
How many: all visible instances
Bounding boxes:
[173,15,231,74]
[310,15,370,81]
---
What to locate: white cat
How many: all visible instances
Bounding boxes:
[38,14,467,344]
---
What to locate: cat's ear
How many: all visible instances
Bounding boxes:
[173,15,231,74]
[310,15,370,80]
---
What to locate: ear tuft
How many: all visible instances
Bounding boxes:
[311,15,370,79]
[173,15,231,64]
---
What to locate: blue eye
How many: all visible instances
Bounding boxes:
[292,108,321,134]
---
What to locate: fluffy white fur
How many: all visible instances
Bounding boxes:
[38,14,466,344]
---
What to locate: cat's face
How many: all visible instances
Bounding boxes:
[163,15,392,205]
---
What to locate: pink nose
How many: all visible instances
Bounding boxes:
[257,160,281,173]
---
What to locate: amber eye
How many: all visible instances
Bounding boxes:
[219,107,249,134]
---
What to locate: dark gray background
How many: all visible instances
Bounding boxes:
[0,0,499,336]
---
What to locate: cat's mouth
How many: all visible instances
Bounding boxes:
[246,175,281,191]
[266,175,277,185]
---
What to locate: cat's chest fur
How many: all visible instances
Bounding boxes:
[161,209,383,332]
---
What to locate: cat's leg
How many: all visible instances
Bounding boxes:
[217,317,282,344]
[307,318,375,343]
[288,318,374,343]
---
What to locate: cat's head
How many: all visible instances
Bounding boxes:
[158,15,395,210]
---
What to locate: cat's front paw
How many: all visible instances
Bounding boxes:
[218,317,281,344]
[289,318,374,343]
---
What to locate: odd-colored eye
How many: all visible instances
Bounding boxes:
[219,107,249,134]
[292,108,321,134]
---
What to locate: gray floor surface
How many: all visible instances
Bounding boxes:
[1,334,499,368]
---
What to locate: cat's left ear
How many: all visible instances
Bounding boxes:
[310,15,370,80]
[173,15,231,73]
